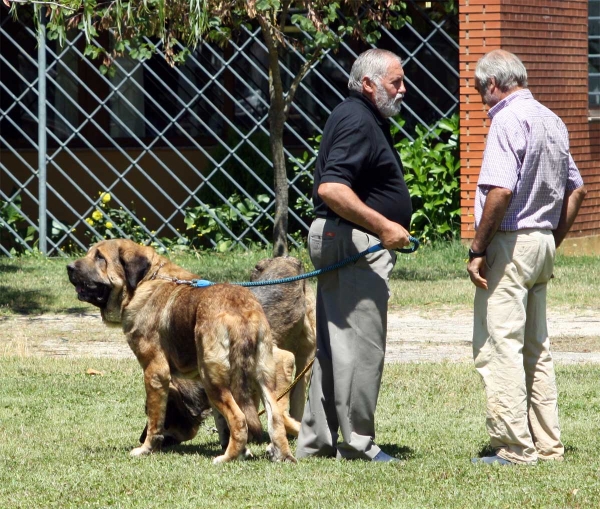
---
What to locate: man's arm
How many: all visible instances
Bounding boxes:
[318,182,410,250]
[467,186,513,289]
[553,185,587,248]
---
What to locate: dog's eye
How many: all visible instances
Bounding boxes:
[95,251,106,263]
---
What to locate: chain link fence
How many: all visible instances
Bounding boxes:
[0,1,458,256]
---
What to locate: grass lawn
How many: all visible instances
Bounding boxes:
[1,241,598,315]
[1,357,599,508]
[1,242,599,507]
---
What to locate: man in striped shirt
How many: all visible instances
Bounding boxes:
[467,49,587,466]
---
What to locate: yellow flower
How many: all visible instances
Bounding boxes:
[86,218,94,226]
[100,192,111,204]
[105,221,113,228]
[92,210,103,221]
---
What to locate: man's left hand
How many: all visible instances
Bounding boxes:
[468,257,488,289]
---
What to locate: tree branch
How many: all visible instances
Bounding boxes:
[278,0,291,34]
[284,47,322,117]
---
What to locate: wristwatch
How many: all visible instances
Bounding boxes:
[468,248,487,261]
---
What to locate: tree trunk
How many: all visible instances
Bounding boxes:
[269,100,288,257]
[258,18,289,257]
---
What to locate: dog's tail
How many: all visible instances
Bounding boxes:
[229,315,265,443]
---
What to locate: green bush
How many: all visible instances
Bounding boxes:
[184,193,271,252]
[395,113,461,242]
[0,193,35,255]
[0,194,72,255]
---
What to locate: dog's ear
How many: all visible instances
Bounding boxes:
[251,258,273,281]
[119,247,151,291]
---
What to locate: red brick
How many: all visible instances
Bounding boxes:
[459,0,598,239]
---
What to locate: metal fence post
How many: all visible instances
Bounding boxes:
[37,7,47,254]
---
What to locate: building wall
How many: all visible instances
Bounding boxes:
[459,0,600,249]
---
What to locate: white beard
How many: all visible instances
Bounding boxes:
[374,82,403,118]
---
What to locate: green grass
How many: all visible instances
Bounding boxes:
[1,357,599,508]
[1,241,598,316]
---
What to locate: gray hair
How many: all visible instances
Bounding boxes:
[475,49,528,92]
[348,49,403,92]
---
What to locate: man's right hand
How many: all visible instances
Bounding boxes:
[378,221,410,251]
[467,257,488,289]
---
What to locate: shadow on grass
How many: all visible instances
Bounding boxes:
[0,285,57,314]
[391,266,467,282]
[379,443,415,460]
[475,443,497,458]
[64,306,98,315]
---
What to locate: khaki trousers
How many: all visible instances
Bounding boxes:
[473,229,564,464]
[296,218,395,460]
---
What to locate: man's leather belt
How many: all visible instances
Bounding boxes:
[316,215,375,237]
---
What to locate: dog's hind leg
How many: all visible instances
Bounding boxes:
[260,385,297,463]
[273,347,301,437]
[288,303,316,422]
[212,408,230,451]
[204,384,250,463]
[131,355,171,457]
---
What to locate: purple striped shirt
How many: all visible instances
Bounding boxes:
[475,89,584,231]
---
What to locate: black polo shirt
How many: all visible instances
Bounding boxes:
[313,91,412,232]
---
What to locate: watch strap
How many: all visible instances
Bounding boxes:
[468,248,487,260]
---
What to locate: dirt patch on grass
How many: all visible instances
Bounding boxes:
[0,312,130,359]
[1,307,599,364]
[385,307,600,364]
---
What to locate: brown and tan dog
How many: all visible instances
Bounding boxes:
[67,238,296,463]
[140,256,316,450]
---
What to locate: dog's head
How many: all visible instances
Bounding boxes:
[67,239,156,323]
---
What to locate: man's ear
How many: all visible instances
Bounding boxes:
[362,76,376,94]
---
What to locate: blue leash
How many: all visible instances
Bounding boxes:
[189,236,420,288]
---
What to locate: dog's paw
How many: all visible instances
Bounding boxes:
[212,454,229,464]
[266,444,296,463]
[242,448,254,460]
[130,445,153,457]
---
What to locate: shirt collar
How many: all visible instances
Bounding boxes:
[487,88,533,119]
[348,90,388,126]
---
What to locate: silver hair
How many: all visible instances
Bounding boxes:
[475,50,528,92]
[348,49,403,92]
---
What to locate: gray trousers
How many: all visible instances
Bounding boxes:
[296,218,395,460]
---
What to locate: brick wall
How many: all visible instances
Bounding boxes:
[459,0,600,246]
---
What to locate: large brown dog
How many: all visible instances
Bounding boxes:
[67,239,296,463]
[153,256,317,450]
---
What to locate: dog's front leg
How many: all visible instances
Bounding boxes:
[131,357,171,457]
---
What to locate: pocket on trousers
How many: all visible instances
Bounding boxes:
[309,233,335,270]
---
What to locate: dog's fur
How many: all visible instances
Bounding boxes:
[141,256,316,449]
[250,257,316,423]
[67,239,295,463]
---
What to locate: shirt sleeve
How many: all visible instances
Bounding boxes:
[477,116,525,192]
[319,118,373,187]
[566,153,585,191]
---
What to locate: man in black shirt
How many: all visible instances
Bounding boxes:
[296,49,412,462]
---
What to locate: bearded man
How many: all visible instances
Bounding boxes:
[296,48,412,462]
